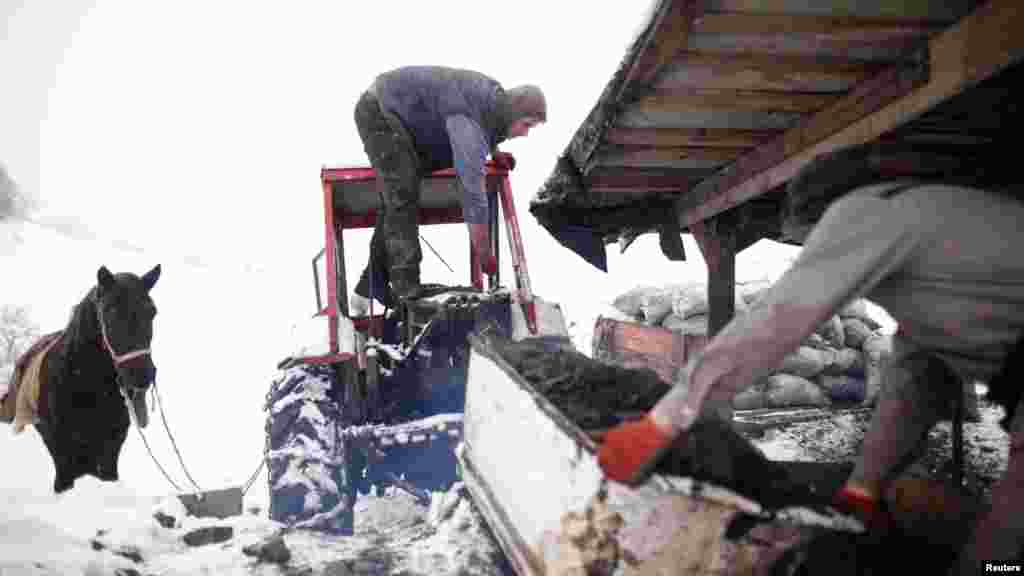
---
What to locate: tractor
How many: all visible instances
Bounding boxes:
[263,158,570,534]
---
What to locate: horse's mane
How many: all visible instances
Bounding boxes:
[59,286,104,362]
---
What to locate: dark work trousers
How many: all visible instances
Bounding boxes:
[353,90,424,297]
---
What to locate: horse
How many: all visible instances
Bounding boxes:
[1,265,161,493]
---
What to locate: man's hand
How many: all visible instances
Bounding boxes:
[492,151,516,171]
[597,415,675,485]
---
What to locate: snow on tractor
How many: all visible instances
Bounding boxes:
[264,158,571,534]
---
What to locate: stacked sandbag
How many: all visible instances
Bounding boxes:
[659,284,748,334]
[756,301,890,409]
[764,300,891,409]
[612,283,700,326]
[611,284,893,410]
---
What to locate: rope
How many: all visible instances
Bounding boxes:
[135,425,185,493]
[241,459,266,496]
[140,381,267,497]
[152,379,204,492]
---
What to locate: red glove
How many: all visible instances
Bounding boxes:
[832,485,892,532]
[492,151,516,171]
[597,415,675,485]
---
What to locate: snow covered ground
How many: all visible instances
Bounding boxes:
[0,470,507,576]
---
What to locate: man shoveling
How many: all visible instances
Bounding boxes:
[596,143,1024,573]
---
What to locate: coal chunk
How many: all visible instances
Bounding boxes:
[242,534,292,565]
[182,526,233,547]
[153,511,177,529]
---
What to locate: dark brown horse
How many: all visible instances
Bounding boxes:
[4,265,161,492]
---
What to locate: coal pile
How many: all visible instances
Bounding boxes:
[492,337,836,511]
[496,337,670,430]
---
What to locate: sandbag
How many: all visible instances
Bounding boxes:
[671,286,747,320]
[777,346,834,379]
[612,285,658,318]
[738,282,772,307]
[815,315,846,349]
[804,333,833,351]
[661,314,708,336]
[825,347,865,376]
[842,318,875,349]
[862,334,893,405]
[764,374,830,408]
[839,299,882,330]
[819,374,867,404]
[862,333,892,364]
[839,299,870,320]
[637,284,696,325]
[732,382,766,410]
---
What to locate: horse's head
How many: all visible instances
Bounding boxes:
[95,264,161,428]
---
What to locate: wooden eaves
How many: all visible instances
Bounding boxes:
[530,0,1023,335]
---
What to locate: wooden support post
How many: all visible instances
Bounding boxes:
[691,217,736,337]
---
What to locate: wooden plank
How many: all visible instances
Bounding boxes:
[677,0,1024,229]
[634,89,839,114]
[693,12,947,36]
[656,51,888,92]
[617,0,701,100]
[704,0,975,22]
[685,31,921,60]
[671,50,888,78]
[598,146,748,166]
[605,127,780,148]
[585,167,708,192]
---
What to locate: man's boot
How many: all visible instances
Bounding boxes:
[390,266,423,302]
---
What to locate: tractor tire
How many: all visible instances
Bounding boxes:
[265,363,357,535]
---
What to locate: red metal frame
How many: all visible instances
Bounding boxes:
[498,174,537,335]
[312,160,530,361]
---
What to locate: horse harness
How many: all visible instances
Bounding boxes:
[95,301,151,401]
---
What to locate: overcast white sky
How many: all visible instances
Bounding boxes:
[1,0,805,511]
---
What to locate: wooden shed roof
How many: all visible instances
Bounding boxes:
[529,0,1023,271]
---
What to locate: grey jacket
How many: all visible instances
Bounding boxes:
[374,66,504,224]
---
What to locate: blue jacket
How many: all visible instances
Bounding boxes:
[374,66,504,224]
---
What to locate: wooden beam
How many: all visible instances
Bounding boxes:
[691,219,737,337]
[676,64,926,215]
[605,127,780,148]
[693,12,947,36]
[617,0,701,100]
[677,0,1024,229]
[634,89,840,114]
[656,51,888,92]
